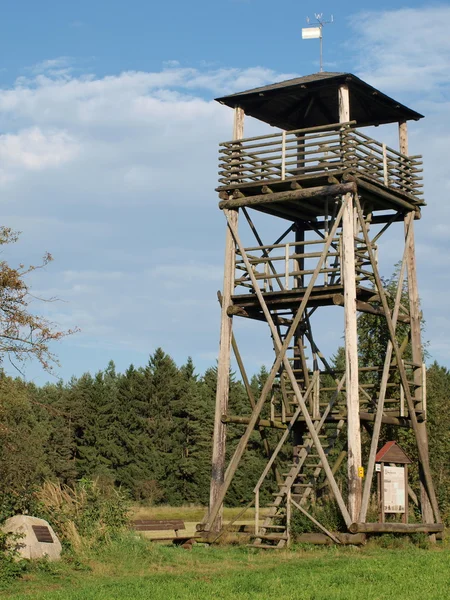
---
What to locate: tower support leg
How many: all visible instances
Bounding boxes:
[208,106,244,532]
[342,192,362,522]
[208,208,238,532]
[404,214,435,529]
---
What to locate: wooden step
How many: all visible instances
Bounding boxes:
[247,544,283,550]
[252,533,288,541]
[262,525,286,530]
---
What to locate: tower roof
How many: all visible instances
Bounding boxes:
[215,72,423,130]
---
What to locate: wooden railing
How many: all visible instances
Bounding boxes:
[234,236,375,294]
[235,237,341,293]
[218,122,423,201]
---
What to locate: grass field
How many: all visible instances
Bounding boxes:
[0,535,449,600]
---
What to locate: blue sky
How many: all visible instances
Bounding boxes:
[1,1,450,383]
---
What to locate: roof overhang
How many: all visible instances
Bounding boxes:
[215,72,424,130]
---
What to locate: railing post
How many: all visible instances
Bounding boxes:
[422,363,427,420]
[285,243,290,290]
[382,143,388,186]
[255,489,259,536]
[286,489,292,547]
[400,378,405,418]
[313,370,320,420]
[281,130,286,180]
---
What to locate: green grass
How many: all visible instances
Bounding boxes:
[0,535,449,600]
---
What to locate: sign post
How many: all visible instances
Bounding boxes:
[375,442,412,524]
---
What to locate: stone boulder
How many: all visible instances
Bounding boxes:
[2,515,62,561]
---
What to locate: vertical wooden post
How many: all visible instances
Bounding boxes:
[338,84,350,124]
[286,489,292,547]
[255,489,259,535]
[404,214,435,526]
[399,120,408,156]
[342,192,362,522]
[208,107,244,532]
[281,130,286,180]
[422,364,427,420]
[285,243,290,290]
[404,465,409,524]
[377,470,382,522]
[340,84,362,522]
[399,119,435,527]
[382,143,388,186]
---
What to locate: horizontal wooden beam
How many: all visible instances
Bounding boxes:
[223,412,411,429]
[295,532,366,545]
[345,175,420,211]
[218,182,357,210]
[226,304,292,326]
[222,415,287,430]
[349,522,444,534]
[332,294,410,323]
[358,412,412,427]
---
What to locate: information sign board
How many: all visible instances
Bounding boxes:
[383,465,405,513]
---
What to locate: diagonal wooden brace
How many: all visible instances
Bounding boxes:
[224,204,352,527]
[205,199,349,531]
[359,211,412,522]
[355,197,441,524]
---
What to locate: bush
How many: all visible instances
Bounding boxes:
[0,530,28,584]
[36,478,130,550]
[290,497,346,537]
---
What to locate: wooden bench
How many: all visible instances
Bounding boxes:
[131,519,196,544]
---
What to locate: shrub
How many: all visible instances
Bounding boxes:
[0,530,28,584]
[290,497,346,537]
[36,478,130,550]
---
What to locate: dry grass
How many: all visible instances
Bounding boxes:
[36,482,86,549]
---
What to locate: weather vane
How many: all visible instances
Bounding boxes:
[302,13,334,73]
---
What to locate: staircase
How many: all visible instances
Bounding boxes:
[251,391,345,549]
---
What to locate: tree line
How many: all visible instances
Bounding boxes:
[0,345,448,523]
[0,349,277,519]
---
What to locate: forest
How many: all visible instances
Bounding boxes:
[0,345,449,524]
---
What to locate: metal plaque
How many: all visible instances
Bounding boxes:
[383,465,405,513]
[32,525,54,543]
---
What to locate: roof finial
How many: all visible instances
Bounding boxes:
[302,14,334,73]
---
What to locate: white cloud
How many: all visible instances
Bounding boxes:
[30,57,74,77]
[349,4,450,369]
[0,127,79,184]
[350,6,450,94]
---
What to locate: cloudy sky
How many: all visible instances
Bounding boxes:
[0,1,449,382]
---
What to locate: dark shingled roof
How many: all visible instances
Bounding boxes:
[215,72,424,130]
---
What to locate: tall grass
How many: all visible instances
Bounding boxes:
[36,479,129,550]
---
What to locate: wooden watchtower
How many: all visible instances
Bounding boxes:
[204,72,442,545]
